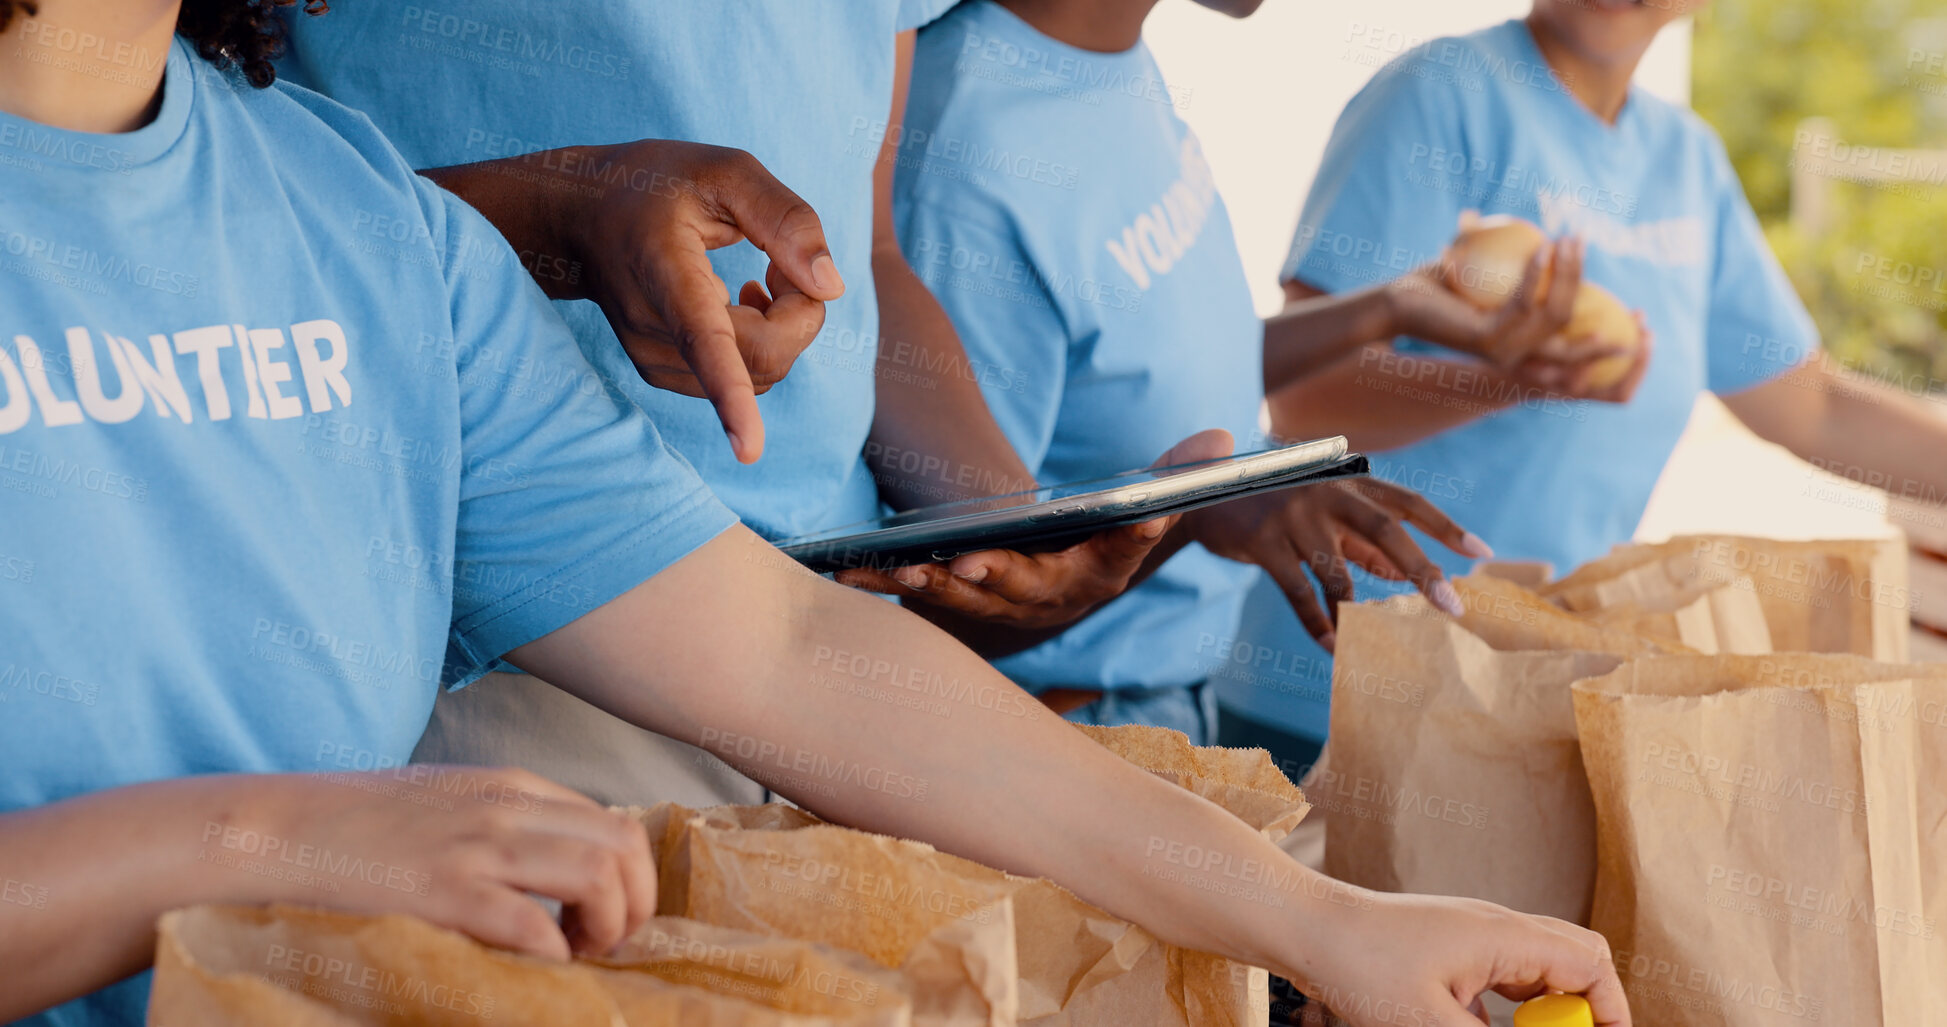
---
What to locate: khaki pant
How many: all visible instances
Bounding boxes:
[411,671,765,808]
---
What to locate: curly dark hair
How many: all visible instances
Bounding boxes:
[0,0,328,89]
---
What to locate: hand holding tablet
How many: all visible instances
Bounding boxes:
[780,436,1368,574]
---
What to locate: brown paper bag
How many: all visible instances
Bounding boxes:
[1544,535,1910,659]
[1581,576,1773,655]
[642,725,1307,1027]
[1072,723,1310,842]
[1574,654,1947,1026]
[636,803,1021,1027]
[151,904,882,1027]
[592,916,913,1026]
[1319,577,1675,924]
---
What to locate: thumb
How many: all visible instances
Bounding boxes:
[1123,428,1235,542]
[712,159,844,302]
[1152,428,1234,470]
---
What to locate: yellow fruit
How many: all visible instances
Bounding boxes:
[1444,214,1641,383]
[1567,283,1640,388]
[1444,215,1550,308]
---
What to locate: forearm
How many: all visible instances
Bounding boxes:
[867,243,1037,508]
[1728,360,1947,502]
[514,528,1349,973]
[0,776,293,1019]
[423,152,593,301]
[1261,284,1399,394]
[1267,343,1514,451]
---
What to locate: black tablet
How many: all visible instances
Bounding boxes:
[778,436,1368,573]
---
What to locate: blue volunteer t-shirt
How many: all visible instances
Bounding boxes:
[280,2,944,539]
[0,40,734,1027]
[895,1,1265,692]
[1218,19,1817,738]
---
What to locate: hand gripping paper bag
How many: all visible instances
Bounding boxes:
[1574,653,1947,1027]
[150,904,898,1027]
[640,725,1308,1027]
[1319,577,1674,925]
[1544,535,1909,659]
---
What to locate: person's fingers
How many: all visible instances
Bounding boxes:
[1339,533,1406,581]
[1154,427,1235,469]
[744,287,826,386]
[1608,322,1654,402]
[1534,334,1628,365]
[1261,539,1335,651]
[1535,931,1629,1027]
[1351,480,1488,559]
[704,152,844,301]
[737,278,773,315]
[516,835,627,957]
[603,812,658,950]
[454,766,598,810]
[1544,237,1584,324]
[445,882,572,961]
[1287,506,1356,620]
[1339,500,1460,616]
[832,566,910,596]
[1471,918,1627,1027]
[1504,243,1552,317]
[938,547,1058,605]
[634,243,765,462]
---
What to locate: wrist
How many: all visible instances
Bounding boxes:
[538,145,605,301]
[175,774,319,907]
[1375,277,1416,341]
[1263,870,1378,994]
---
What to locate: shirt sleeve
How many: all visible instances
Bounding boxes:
[897,0,960,32]
[896,193,1069,473]
[422,181,739,684]
[1702,139,1820,395]
[1283,58,1468,296]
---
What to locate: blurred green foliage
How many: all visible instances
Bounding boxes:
[1694,0,1947,389]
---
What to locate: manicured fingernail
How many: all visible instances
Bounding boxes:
[811,254,843,295]
[958,566,989,584]
[1138,519,1167,539]
[1461,532,1494,559]
[895,566,929,589]
[1430,580,1465,617]
[1318,631,1337,653]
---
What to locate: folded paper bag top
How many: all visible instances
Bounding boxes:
[1541,534,1908,660]
[628,723,1309,1027]
[150,904,906,1027]
[1513,994,1592,1027]
[1071,722,1310,841]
